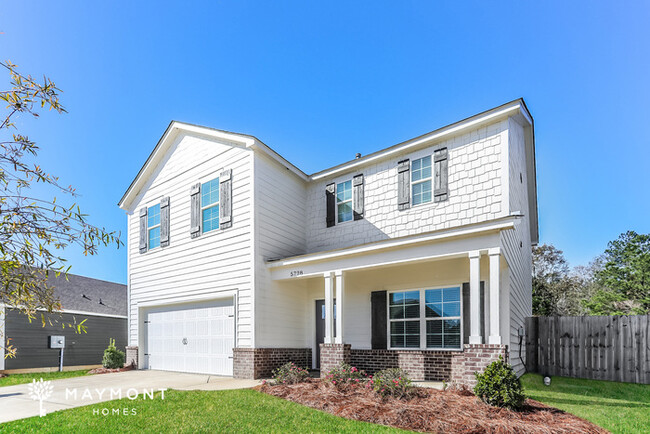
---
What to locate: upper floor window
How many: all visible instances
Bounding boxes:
[389,286,462,350]
[201,178,220,233]
[411,156,432,206]
[147,203,161,249]
[336,180,353,223]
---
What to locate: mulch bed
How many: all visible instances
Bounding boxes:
[259,379,606,433]
[87,365,135,375]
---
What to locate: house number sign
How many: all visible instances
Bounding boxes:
[290,270,304,277]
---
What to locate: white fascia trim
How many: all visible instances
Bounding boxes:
[249,140,310,182]
[311,103,527,181]
[267,217,517,269]
[119,122,308,210]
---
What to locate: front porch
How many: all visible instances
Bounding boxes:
[248,221,517,385]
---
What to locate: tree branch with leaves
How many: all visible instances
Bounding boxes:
[0,60,122,360]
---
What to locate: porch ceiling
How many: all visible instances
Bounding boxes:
[267,217,516,280]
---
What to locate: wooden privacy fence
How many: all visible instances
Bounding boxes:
[525,315,650,384]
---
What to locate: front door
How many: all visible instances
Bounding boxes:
[315,299,336,369]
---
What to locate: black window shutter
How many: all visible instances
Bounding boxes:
[462,281,485,345]
[160,197,170,247]
[434,147,449,202]
[371,290,387,349]
[190,183,201,238]
[397,159,410,210]
[325,183,335,227]
[353,174,364,220]
[219,169,232,229]
[139,207,148,253]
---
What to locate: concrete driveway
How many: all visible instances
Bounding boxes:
[0,370,261,424]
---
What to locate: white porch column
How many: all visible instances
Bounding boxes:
[335,270,344,344]
[324,272,334,344]
[469,250,482,344]
[488,248,502,345]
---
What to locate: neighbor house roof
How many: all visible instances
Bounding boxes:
[45,272,127,317]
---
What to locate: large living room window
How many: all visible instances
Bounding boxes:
[389,286,462,350]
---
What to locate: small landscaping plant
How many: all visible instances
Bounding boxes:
[270,362,309,385]
[324,363,367,386]
[368,368,413,398]
[473,356,525,410]
[101,338,125,369]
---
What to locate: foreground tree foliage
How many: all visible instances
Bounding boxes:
[0,61,121,358]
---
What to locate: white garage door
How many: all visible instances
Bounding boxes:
[145,299,234,376]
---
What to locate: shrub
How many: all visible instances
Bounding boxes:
[324,363,367,386]
[271,362,310,385]
[474,357,526,410]
[102,338,125,369]
[368,368,413,398]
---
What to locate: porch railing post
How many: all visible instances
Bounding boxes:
[488,247,502,345]
[335,270,344,344]
[469,250,483,344]
[324,272,334,344]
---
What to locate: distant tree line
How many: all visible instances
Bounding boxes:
[532,231,650,316]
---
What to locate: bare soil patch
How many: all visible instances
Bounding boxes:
[260,379,606,433]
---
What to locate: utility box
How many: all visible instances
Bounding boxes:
[49,335,65,349]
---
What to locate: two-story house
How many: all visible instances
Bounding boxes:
[118,99,537,384]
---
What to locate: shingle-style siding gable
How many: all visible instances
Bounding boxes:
[127,132,254,348]
[305,121,508,253]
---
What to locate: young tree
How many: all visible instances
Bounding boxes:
[0,61,122,359]
[584,231,650,315]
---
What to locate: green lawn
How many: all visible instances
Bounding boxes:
[0,370,89,387]
[522,373,650,434]
[2,389,404,433]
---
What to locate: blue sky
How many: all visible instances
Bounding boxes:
[1,1,649,284]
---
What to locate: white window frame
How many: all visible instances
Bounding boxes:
[335,179,354,224]
[147,203,161,250]
[387,285,463,351]
[411,155,433,207]
[201,177,220,234]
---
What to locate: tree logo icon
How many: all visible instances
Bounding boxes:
[28,378,54,417]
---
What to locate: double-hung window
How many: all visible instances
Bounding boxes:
[336,180,353,223]
[147,203,161,249]
[411,156,432,206]
[389,286,462,350]
[201,178,220,233]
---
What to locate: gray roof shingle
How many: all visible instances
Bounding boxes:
[47,272,127,317]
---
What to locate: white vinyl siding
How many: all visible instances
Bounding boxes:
[128,132,254,349]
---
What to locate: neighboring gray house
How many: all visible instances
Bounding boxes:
[0,272,127,372]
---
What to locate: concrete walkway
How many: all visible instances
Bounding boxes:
[0,370,261,423]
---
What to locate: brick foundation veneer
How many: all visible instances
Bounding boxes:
[233,348,311,379]
[319,344,351,377]
[348,344,507,385]
[125,346,138,368]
